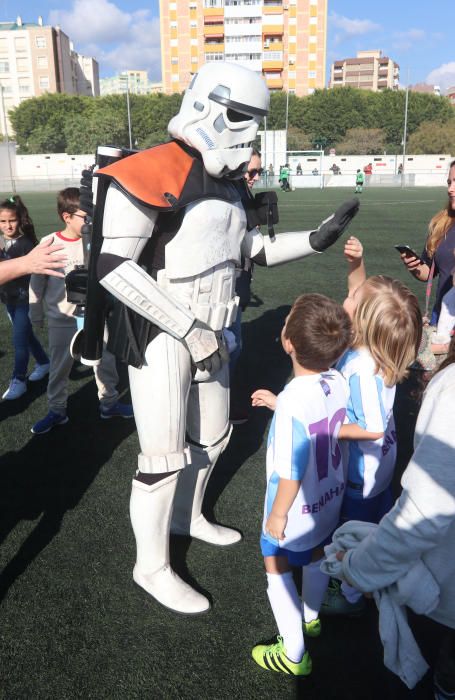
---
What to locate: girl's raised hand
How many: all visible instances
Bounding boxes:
[344,236,363,262]
[251,389,277,410]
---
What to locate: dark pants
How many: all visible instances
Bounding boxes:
[6,303,49,380]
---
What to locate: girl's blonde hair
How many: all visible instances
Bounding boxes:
[352,275,422,386]
[426,159,455,257]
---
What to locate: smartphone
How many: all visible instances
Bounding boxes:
[394,245,422,262]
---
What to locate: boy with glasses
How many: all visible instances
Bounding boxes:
[29,188,133,434]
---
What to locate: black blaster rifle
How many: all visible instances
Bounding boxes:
[67,145,135,365]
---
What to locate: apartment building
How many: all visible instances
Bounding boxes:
[159,0,327,97]
[330,50,399,92]
[0,16,99,135]
[100,70,162,96]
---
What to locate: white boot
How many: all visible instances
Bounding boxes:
[171,431,242,546]
[130,473,210,614]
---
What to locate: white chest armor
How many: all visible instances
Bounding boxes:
[157,198,247,330]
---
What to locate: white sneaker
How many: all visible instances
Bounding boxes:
[28,362,50,382]
[2,378,27,400]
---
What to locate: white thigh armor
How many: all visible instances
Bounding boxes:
[129,332,230,474]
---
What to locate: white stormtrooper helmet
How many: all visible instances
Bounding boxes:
[168,62,269,178]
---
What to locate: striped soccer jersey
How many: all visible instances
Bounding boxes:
[336,347,397,500]
[262,371,348,553]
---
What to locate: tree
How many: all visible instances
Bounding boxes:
[287,126,313,151]
[64,107,129,153]
[7,86,455,156]
[335,127,386,155]
[9,93,87,152]
[408,120,455,155]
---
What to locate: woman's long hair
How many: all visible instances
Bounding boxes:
[426,159,455,257]
[0,195,38,246]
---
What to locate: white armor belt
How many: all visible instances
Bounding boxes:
[192,296,239,330]
[156,263,239,332]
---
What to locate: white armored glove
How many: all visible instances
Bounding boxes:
[183,320,229,374]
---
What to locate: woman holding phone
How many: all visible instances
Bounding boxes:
[400,159,455,324]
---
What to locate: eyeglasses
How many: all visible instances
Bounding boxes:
[247,168,263,178]
[72,213,88,221]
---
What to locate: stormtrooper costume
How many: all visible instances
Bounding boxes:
[93,62,359,614]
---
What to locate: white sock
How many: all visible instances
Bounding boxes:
[266,571,305,663]
[302,559,330,623]
[341,580,362,604]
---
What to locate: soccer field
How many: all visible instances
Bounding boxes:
[0,186,445,699]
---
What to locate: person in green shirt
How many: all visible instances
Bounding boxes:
[279,164,291,192]
[355,169,365,193]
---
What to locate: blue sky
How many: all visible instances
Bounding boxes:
[2,0,455,91]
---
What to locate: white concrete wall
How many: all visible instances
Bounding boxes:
[15,152,94,178]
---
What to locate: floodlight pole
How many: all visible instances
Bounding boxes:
[263,115,267,185]
[401,70,410,187]
[125,74,133,150]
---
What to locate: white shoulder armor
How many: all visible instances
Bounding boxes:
[103,182,157,240]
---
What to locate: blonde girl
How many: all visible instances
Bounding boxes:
[322,237,422,615]
[337,237,422,523]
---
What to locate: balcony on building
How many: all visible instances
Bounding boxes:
[263,1,284,14]
[263,35,283,51]
[205,41,225,52]
[203,21,225,37]
[224,2,262,19]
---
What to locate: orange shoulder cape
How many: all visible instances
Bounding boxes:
[95,141,195,210]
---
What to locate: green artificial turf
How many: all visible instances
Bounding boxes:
[0,186,445,699]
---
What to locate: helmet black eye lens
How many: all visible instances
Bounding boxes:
[226,108,252,123]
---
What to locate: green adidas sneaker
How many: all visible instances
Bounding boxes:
[303,618,321,637]
[251,636,312,676]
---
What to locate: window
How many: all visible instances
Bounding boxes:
[205,52,224,61]
[263,51,283,61]
[170,21,177,27]
[171,57,178,64]
[170,39,178,46]
[171,74,179,82]
[0,38,7,53]
[35,36,46,48]
[37,56,48,68]
[16,57,28,72]
[39,76,49,89]
[0,60,9,73]
[15,37,27,53]
[309,16,317,24]
[308,70,316,78]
